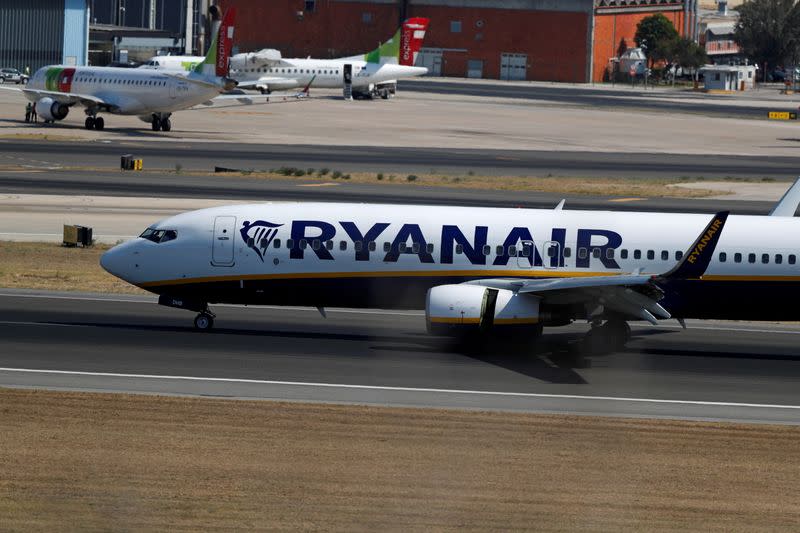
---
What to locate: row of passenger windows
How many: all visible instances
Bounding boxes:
[76,77,166,86]
[234,67,348,75]
[247,237,799,265]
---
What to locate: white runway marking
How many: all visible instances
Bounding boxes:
[1,367,799,411]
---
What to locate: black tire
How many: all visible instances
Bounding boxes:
[161,118,171,132]
[94,117,104,131]
[151,119,161,132]
[194,313,214,331]
[85,117,95,130]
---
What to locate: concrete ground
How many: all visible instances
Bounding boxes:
[2,82,800,157]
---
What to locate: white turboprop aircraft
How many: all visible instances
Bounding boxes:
[144,17,430,99]
[2,9,238,131]
[100,179,800,352]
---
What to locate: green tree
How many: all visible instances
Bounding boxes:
[649,36,708,84]
[735,0,800,68]
[635,13,680,63]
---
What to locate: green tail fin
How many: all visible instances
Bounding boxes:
[193,30,219,75]
[364,28,400,64]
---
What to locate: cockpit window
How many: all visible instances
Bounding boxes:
[140,228,177,243]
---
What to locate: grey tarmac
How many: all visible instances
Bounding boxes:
[3,138,800,179]
[2,290,800,424]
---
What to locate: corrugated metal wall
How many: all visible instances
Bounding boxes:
[63,0,88,65]
[0,0,65,73]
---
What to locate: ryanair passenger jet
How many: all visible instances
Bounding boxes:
[100,181,800,352]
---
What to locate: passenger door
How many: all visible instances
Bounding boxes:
[212,216,236,266]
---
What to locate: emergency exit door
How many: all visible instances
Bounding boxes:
[212,216,236,266]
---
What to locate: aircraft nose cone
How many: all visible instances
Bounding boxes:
[100,243,132,281]
[100,247,119,277]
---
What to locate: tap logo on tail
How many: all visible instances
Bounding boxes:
[241,220,283,261]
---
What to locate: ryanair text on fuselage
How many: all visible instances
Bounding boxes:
[243,219,624,269]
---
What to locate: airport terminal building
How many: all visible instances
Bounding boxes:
[219,0,698,83]
[0,0,89,72]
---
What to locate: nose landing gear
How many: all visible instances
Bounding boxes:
[194,311,215,331]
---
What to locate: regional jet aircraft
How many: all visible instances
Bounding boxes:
[0,9,238,131]
[99,180,800,352]
[145,17,430,99]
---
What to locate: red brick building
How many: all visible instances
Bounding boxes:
[217,0,697,83]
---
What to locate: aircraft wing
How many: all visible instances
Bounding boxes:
[0,85,112,110]
[235,77,298,90]
[466,275,668,324]
[465,211,729,325]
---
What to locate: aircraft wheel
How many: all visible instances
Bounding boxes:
[161,118,171,132]
[94,117,105,131]
[603,319,631,350]
[380,89,389,100]
[85,117,95,130]
[194,313,214,331]
[151,119,161,132]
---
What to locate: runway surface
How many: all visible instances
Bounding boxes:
[2,290,800,424]
[3,138,800,180]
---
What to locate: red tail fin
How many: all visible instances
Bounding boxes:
[216,8,236,77]
[399,17,429,67]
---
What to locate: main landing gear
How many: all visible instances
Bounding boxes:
[84,115,105,130]
[582,319,631,355]
[151,113,172,132]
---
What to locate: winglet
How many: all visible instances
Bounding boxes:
[769,177,800,216]
[660,211,729,280]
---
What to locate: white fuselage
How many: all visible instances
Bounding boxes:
[230,58,427,91]
[28,65,221,115]
[100,202,800,321]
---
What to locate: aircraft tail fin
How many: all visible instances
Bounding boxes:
[194,8,236,77]
[399,17,429,67]
[364,17,429,66]
[660,211,729,280]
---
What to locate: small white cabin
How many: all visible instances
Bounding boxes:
[700,64,757,91]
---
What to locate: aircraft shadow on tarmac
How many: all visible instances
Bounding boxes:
[0,118,223,138]
[39,319,800,383]
[44,319,593,383]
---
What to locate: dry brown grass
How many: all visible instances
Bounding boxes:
[0,241,145,294]
[1,388,799,531]
[214,169,720,198]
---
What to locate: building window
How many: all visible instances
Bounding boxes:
[450,20,462,33]
[305,0,315,12]
[362,12,372,24]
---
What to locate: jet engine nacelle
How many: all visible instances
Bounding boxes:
[36,97,69,121]
[425,284,541,336]
[229,49,282,70]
